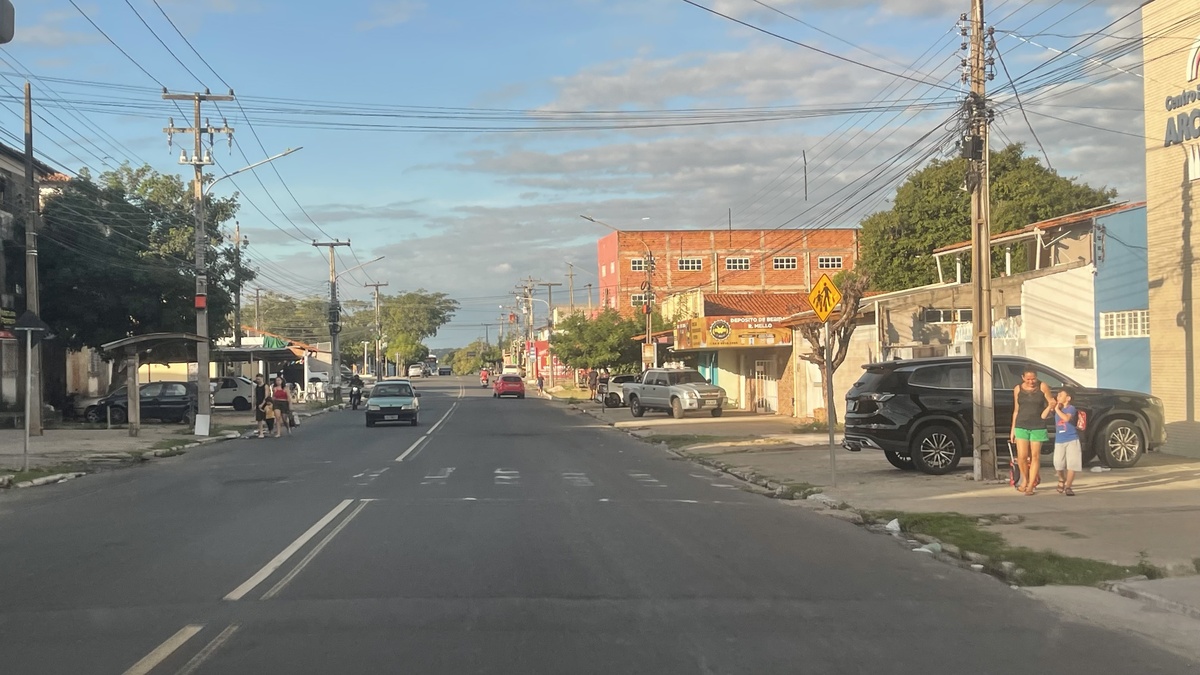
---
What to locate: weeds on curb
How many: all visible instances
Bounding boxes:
[645,434,727,449]
[7,465,83,484]
[860,510,1164,586]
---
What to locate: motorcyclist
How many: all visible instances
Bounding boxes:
[480,368,490,387]
[348,373,364,408]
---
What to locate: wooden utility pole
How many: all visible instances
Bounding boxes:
[254,288,261,332]
[566,263,576,314]
[232,222,248,348]
[312,240,351,399]
[163,88,235,436]
[23,82,42,436]
[966,0,997,480]
[365,281,389,376]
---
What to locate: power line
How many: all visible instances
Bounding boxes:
[123,0,205,88]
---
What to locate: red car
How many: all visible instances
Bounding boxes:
[493,374,526,399]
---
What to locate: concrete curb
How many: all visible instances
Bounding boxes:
[13,472,87,489]
[1103,581,1200,621]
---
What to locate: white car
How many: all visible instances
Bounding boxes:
[212,376,256,411]
[407,364,426,378]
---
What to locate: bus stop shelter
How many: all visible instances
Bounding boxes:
[100,333,205,437]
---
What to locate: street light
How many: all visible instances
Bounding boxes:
[580,214,657,368]
[193,147,302,437]
[335,256,384,281]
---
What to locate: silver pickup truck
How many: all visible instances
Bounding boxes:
[622,368,727,419]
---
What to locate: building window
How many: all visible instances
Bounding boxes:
[601,266,606,278]
[610,262,615,274]
[677,257,703,271]
[1006,306,1022,318]
[630,258,655,272]
[923,308,972,324]
[773,256,798,270]
[725,257,750,271]
[818,256,843,269]
[631,293,654,307]
[1100,310,1150,338]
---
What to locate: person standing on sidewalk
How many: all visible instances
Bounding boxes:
[1010,367,1055,495]
[587,368,599,401]
[1051,387,1082,496]
[271,376,292,438]
[253,374,270,439]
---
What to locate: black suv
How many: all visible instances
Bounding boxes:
[843,356,1166,475]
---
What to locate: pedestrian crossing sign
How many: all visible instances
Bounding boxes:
[808,274,842,323]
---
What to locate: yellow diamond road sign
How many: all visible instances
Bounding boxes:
[808,274,842,323]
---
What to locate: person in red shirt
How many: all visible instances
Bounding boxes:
[271,376,292,437]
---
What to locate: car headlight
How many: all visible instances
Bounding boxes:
[368,405,380,411]
[685,390,698,398]
[1149,397,1163,408]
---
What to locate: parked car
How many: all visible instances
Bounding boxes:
[88,381,200,425]
[212,376,255,411]
[622,368,726,419]
[493,374,526,399]
[438,366,452,376]
[597,374,638,408]
[842,355,1167,475]
[365,380,421,427]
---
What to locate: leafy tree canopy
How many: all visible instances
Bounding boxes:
[550,309,667,371]
[859,143,1117,292]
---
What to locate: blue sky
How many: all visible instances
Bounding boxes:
[5,0,1152,347]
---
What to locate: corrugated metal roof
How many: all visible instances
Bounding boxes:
[703,292,812,317]
[933,201,1145,255]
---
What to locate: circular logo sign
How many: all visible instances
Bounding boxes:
[709,320,731,341]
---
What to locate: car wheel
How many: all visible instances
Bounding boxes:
[232,397,251,412]
[110,406,128,425]
[909,425,962,475]
[518,393,525,399]
[84,406,101,423]
[1099,419,1144,468]
[411,417,419,426]
[605,393,621,408]
[366,420,375,428]
[884,450,916,470]
[629,396,644,418]
[492,392,497,398]
[710,407,723,418]
[181,410,194,427]
[670,397,685,419]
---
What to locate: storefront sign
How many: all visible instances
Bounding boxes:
[673,317,792,350]
[0,306,15,328]
[1161,37,1200,147]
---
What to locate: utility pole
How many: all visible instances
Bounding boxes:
[585,283,593,314]
[163,88,235,436]
[23,82,42,436]
[643,249,657,369]
[232,222,248,348]
[365,281,388,376]
[964,0,997,480]
[566,263,576,314]
[538,282,562,328]
[254,288,261,332]
[312,240,351,400]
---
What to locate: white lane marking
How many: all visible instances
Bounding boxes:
[121,624,205,675]
[175,624,240,675]
[352,472,366,479]
[494,468,520,485]
[261,499,370,600]
[597,498,611,502]
[224,499,354,601]
[711,483,736,489]
[395,436,427,463]
[562,472,593,487]
[461,497,477,501]
[421,467,455,484]
[629,471,667,488]
[428,402,459,434]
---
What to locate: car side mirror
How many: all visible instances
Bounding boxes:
[416,393,423,397]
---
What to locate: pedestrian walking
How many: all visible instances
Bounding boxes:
[587,368,599,400]
[272,376,292,437]
[253,374,270,439]
[1051,387,1082,496]
[1009,367,1055,495]
[536,375,545,395]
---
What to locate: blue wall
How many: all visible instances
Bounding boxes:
[1093,206,1151,393]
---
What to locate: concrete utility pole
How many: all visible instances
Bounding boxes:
[312,240,351,400]
[643,248,656,369]
[585,283,593,314]
[539,282,562,328]
[23,82,42,436]
[232,222,248,348]
[964,0,997,480]
[365,281,388,376]
[163,88,235,436]
[254,288,261,332]
[566,263,576,314]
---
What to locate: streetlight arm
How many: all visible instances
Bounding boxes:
[580,214,651,256]
[205,147,302,196]
[335,255,385,281]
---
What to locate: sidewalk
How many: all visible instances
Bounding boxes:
[0,403,334,480]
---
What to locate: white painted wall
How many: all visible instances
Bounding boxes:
[1022,265,1097,387]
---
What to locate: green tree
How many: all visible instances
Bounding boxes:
[550,308,657,371]
[859,143,1117,291]
[381,290,459,342]
[793,270,871,425]
[389,334,430,369]
[449,340,501,375]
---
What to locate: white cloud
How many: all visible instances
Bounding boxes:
[357,1,425,31]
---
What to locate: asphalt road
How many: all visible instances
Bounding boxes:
[0,377,1194,674]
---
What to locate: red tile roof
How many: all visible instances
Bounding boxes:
[703,292,812,318]
[933,201,1145,254]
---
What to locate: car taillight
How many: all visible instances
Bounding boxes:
[862,393,894,402]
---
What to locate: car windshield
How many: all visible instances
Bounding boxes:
[501,376,522,383]
[668,371,707,385]
[373,384,414,397]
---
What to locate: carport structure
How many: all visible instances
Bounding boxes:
[100,333,205,437]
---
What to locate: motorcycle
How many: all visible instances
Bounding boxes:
[480,375,490,388]
[349,385,362,410]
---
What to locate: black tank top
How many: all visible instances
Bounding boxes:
[1015,384,1046,429]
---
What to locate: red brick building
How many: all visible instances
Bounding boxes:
[596,228,859,317]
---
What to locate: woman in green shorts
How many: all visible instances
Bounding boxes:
[1010,367,1055,495]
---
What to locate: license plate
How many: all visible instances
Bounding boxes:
[384,415,399,421]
